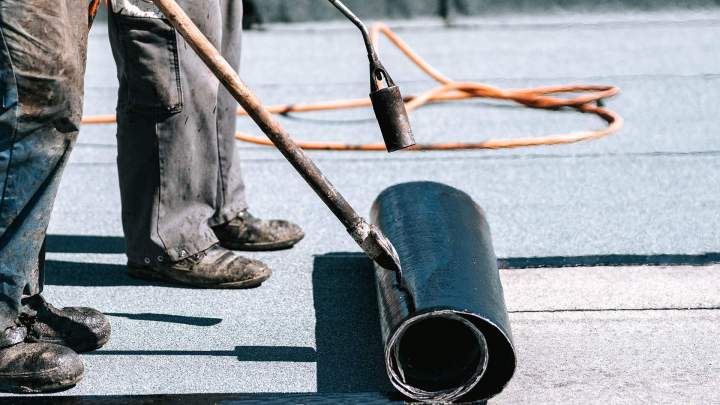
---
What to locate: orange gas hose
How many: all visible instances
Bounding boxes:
[81,22,622,151]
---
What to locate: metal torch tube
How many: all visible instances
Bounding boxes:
[327,0,380,66]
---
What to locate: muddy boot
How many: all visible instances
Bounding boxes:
[128,244,271,289]
[0,325,83,393]
[213,210,305,251]
[20,295,111,353]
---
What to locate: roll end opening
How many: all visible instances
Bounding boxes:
[388,312,489,400]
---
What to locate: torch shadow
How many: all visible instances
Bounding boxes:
[312,252,393,393]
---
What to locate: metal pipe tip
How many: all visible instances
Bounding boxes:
[374,249,402,273]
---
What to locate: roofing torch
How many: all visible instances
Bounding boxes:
[150,0,415,274]
[327,0,415,152]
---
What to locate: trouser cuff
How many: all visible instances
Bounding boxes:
[127,228,219,265]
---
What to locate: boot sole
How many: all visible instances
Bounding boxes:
[32,334,110,354]
[220,233,305,252]
[0,371,83,394]
[128,265,270,289]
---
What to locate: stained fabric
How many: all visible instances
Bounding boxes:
[0,1,89,332]
[371,182,516,402]
[108,0,248,265]
[111,0,165,18]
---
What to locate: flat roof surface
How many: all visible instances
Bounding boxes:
[8,8,719,403]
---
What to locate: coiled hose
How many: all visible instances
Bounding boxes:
[82,22,622,151]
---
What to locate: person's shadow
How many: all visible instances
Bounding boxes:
[81,253,395,395]
[44,234,133,287]
[44,234,720,286]
[312,253,392,393]
[44,234,393,393]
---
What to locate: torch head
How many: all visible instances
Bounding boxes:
[370,68,416,152]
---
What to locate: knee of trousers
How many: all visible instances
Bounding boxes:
[0,4,88,138]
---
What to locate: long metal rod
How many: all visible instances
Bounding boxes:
[327,0,379,66]
[151,0,401,272]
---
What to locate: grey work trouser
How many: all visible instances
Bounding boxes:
[108,0,247,265]
[0,2,88,333]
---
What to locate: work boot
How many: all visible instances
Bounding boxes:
[213,210,305,251]
[20,295,111,353]
[128,244,271,289]
[0,326,83,393]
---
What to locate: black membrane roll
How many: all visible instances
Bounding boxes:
[371,181,516,402]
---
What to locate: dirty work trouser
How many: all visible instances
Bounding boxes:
[0,2,88,335]
[108,0,247,266]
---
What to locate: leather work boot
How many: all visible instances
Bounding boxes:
[128,244,272,289]
[0,326,84,393]
[213,210,305,251]
[20,295,111,353]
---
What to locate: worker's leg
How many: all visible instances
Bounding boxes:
[210,0,248,227]
[109,0,302,277]
[209,0,305,251]
[108,0,272,289]
[0,0,96,393]
[110,0,228,264]
[0,0,87,337]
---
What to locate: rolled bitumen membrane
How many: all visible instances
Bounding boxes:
[371,181,516,402]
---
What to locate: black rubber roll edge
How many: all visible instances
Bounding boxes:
[370,181,516,402]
